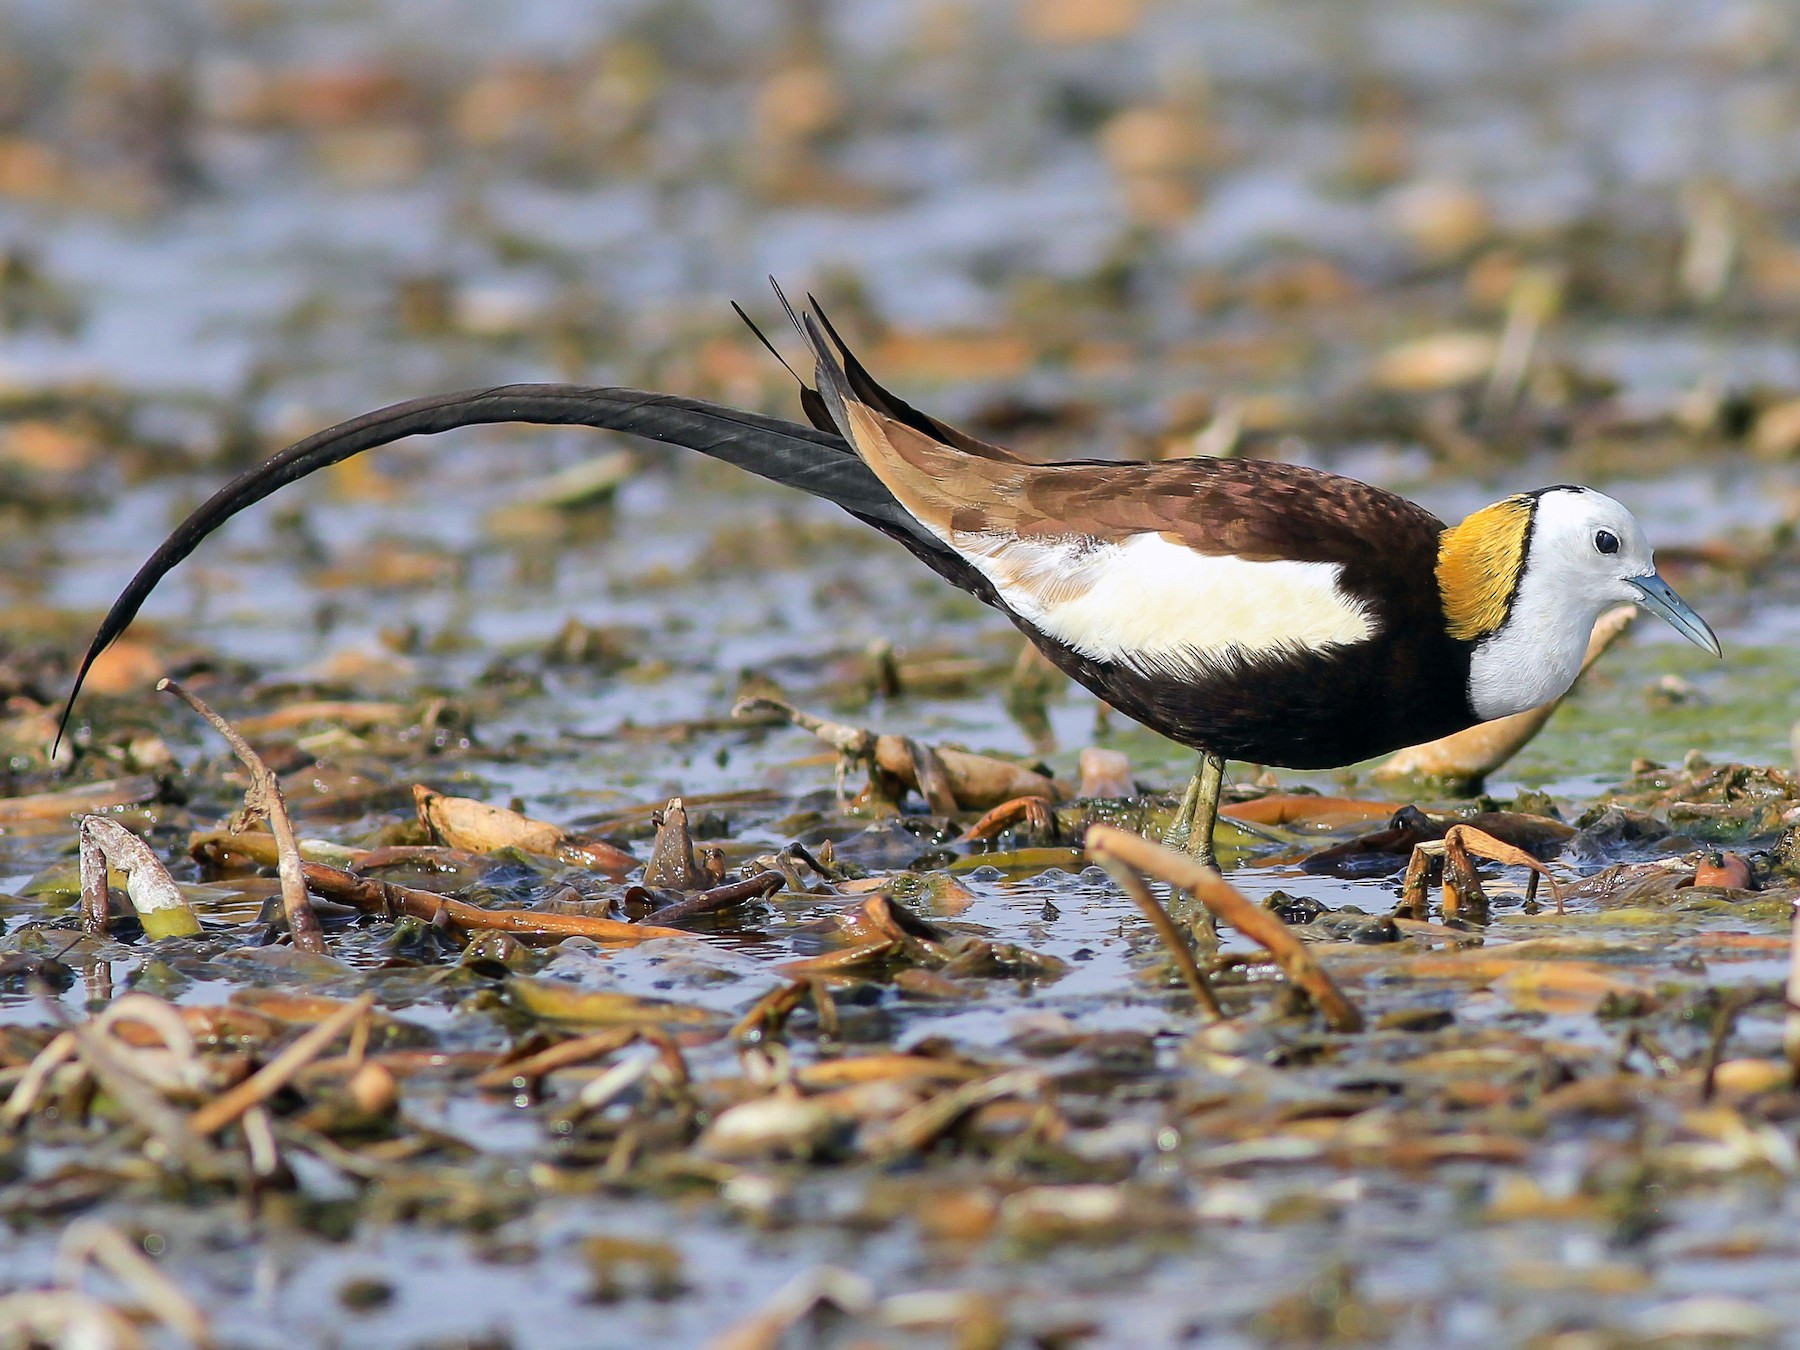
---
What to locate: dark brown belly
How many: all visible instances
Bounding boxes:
[1017,620,1476,770]
[870,521,1475,769]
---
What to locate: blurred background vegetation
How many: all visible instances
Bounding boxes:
[3,9,1800,1343]
[2,1,1798,447]
[1,0,1798,778]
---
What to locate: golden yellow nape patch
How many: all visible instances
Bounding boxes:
[1437,496,1534,640]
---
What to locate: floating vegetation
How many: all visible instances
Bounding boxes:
[6,665,1800,1344]
[1,0,1799,1345]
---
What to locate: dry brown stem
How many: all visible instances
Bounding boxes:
[901,738,960,814]
[776,938,899,979]
[636,870,783,925]
[0,1291,148,1349]
[68,1015,237,1178]
[189,994,374,1136]
[1,1030,77,1131]
[958,795,1055,843]
[729,982,822,1046]
[474,1028,637,1090]
[709,1266,875,1350]
[734,696,1064,810]
[1401,824,1564,923]
[1085,825,1364,1032]
[1093,855,1222,1016]
[56,1220,212,1349]
[1440,829,1488,924]
[159,678,326,954]
[297,861,691,941]
[862,1068,1044,1159]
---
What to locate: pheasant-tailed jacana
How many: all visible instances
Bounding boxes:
[60,289,1720,866]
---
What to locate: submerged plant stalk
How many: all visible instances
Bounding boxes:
[159,678,327,954]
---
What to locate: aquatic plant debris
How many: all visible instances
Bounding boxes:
[1087,824,1364,1032]
[11,622,1800,1347]
[77,815,199,940]
[159,677,326,953]
[3,1,1800,1343]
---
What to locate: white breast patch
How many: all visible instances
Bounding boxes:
[953,530,1377,675]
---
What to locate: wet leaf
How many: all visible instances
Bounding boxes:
[78,816,198,939]
[507,977,719,1028]
[415,786,635,877]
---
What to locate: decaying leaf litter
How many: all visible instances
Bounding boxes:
[5,1,1800,1346]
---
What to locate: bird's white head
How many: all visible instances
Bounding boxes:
[1439,486,1720,721]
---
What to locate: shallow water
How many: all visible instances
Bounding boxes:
[2,2,1800,1348]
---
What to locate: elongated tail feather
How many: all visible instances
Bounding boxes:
[57,383,957,747]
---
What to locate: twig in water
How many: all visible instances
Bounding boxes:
[732,695,1064,811]
[631,870,782,925]
[730,981,810,1045]
[1,1031,77,1131]
[959,795,1056,844]
[863,1068,1044,1160]
[0,1290,149,1349]
[158,678,326,954]
[1701,988,1759,1103]
[189,994,374,1136]
[56,1220,212,1349]
[474,1028,638,1091]
[297,861,693,941]
[1086,825,1363,1033]
[710,1266,875,1350]
[1094,855,1222,1017]
[1401,824,1564,923]
[67,1014,238,1179]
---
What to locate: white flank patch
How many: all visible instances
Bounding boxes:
[954,531,1377,674]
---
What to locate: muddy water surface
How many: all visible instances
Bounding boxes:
[1,3,1800,1348]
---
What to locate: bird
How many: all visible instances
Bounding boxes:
[59,285,1721,868]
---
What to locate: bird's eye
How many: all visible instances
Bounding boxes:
[1594,529,1619,555]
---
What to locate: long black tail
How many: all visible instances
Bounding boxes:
[56,383,957,746]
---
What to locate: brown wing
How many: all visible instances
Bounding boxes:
[786,294,1477,767]
[815,392,1443,582]
[1006,458,1449,586]
[792,294,1447,630]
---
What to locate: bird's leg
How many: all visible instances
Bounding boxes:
[1162,751,1226,868]
[1163,771,1200,851]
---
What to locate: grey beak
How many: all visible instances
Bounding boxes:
[1628,573,1722,657]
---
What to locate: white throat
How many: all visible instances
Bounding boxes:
[1465,541,1602,720]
